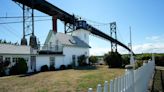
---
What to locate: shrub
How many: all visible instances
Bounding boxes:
[78,55,87,66]
[122,55,130,67]
[134,60,143,69]
[0,60,11,76]
[67,64,72,69]
[10,58,28,75]
[104,52,122,68]
[49,65,55,71]
[40,65,49,72]
[89,56,98,65]
[60,65,66,70]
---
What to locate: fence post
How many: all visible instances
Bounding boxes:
[104,81,108,92]
[110,80,114,92]
[97,84,102,92]
[88,88,93,92]
[125,65,135,92]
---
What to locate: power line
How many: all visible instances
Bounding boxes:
[0,25,20,39]
[0,19,21,37]
[0,19,52,24]
[0,16,50,19]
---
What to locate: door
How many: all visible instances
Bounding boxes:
[31,56,36,72]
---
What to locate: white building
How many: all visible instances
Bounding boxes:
[0,44,37,72]
[0,29,90,73]
[43,29,90,68]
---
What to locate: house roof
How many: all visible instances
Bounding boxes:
[0,44,34,55]
[45,30,91,48]
[55,32,90,48]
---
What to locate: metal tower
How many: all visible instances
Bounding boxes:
[15,1,37,49]
[110,22,117,52]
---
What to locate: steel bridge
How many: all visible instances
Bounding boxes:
[13,0,134,54]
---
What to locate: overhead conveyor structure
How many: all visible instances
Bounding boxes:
[13,0,134,54]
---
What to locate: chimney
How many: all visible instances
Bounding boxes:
[52,16,57,32]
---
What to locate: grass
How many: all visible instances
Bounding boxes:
[0,65,124,92]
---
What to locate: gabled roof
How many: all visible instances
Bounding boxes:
[0,44,35,55]
[45,30,90,48]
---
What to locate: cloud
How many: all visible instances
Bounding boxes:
[90,35,164,55]
[132,42,164,53]
[90,42,164,56]
[146,36,159,41]
[90,47,110,56]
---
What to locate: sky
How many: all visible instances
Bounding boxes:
[0,0,164,55]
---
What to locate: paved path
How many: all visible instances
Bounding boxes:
[151,66,164,92]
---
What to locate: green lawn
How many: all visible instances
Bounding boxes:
[0,65,124,92]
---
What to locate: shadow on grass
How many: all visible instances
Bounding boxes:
[18,72,40,77]
[74,65,97,70]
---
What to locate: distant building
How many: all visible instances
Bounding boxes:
[0,29,90,73]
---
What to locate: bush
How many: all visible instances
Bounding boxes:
[134,60,143,69]
[60,65,66,70]
[89,56,98,65]
[10,58,28,75]
[0,60,11,76]
[67,64,72,69]
[40,65,49,72]
[122,55,130,67]
[104,52,122,68]
[155,55,164,66]
[78,55,87,66]
[49,65,55,71]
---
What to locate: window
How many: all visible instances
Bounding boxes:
[72,55,76,67]
[13,58,17,62]
[0,56,3,61]
[50,57,55,66]
[85,52,87,55]
[84,33,87,39]
[5,57,10,62]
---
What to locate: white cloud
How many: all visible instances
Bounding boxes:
[90,47,110,56]
[146,36,159,41]
[90,42,164,56]
[132,42,164,53]
[90,35,164,55]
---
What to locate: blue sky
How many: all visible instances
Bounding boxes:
[0,0,164,55]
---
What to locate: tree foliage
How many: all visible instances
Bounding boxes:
[78,55,87,66]
[89,56,98,64]
[122,55,130,67]
[0,60,11,76]
[104,52,122,68]
[136,53,164,66]
[10,58,28,75]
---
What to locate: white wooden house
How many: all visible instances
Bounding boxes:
[42,29,90,68]
[0,29,90,73]
[0,44,37,72]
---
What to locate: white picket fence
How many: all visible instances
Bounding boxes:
[88,56,155,92]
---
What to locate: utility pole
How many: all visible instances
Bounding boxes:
[129,26,135,64]
[129,26,132,51]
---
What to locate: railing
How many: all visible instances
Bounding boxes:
[88,55,155,92]
[38,44,63,52]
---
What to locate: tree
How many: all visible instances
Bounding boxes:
[10,58,28,75]
[122,55,130,67]
[104,52,122,68]
[89,56,98,65]
[78,55,87,66]
[0,60,11,76]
